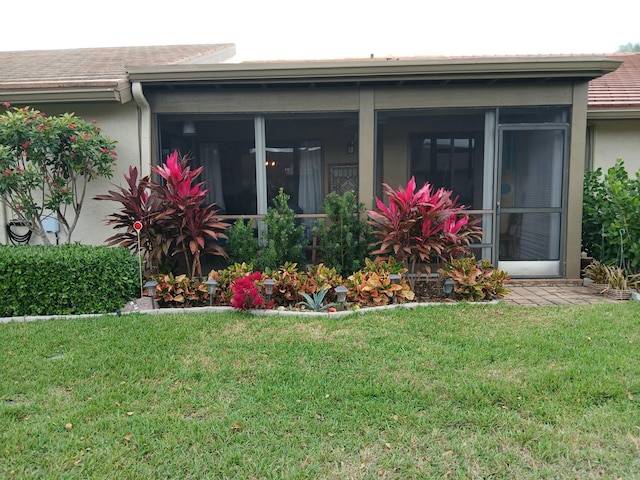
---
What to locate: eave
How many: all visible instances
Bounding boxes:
[0,81,132,104]
[127,57,623,87]
[587,107,640,120]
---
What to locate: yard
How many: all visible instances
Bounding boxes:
[1,303,639,479]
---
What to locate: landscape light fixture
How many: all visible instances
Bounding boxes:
[263,279,275,303]
[442,278,455,297]
[143,280,158,309]
[334,286,348,310]
[389,273,401,303]
[206,279,218,307]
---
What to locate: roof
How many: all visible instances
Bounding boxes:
[588,53,640,118]
[0,45,622,105]
[0,44,235,103]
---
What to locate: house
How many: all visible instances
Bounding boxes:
[587,53,640,172]
[0,45,623,278]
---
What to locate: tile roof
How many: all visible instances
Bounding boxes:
[588,53,640,109]
[0,44,235,90]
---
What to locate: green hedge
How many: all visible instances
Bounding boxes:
[0,244,138,317]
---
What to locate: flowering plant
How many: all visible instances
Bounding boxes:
[230,272,273,311]
[0,104,116,243]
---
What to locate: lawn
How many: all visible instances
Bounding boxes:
[1,303,639,479]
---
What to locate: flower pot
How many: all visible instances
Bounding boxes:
[604,288,631,301]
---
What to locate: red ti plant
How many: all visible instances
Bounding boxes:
[94,166,172,275]
[151,151,228,278]
[95,151,228,278]
[367,177,481,287]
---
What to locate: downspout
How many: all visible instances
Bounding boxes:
[1,201,8,245]
[131,82,152,177]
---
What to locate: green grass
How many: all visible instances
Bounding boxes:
[1,303,639,479]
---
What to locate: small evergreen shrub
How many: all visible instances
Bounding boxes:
[226,218,259,265]
[314,190,373,276]
[582,159,640,273]
[0,244,138,316]
[258,189,306,270]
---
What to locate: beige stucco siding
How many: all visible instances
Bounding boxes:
[589,119,640,173]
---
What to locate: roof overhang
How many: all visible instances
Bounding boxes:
[588,108,640,120]
[0,81,132,104]
[128,56,623,87]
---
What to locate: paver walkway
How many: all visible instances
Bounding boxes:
[503,279,617,306]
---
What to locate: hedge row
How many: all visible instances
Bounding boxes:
[0,244,138,317]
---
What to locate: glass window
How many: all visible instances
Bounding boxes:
[409,133,481,208]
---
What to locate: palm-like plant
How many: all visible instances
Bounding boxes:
[367,177,481,287]
[96,151,228,278]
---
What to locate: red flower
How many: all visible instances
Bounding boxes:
[70,135,76,142]
[22,141,30,149]
[38,124,46,132]
[2,102,10,108]
[68,123,76,129]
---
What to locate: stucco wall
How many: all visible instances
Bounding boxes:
[590,119,640,174]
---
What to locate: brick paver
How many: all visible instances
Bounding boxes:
[503,282,617,306]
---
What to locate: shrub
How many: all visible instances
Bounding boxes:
[0,244,137,316]
[582,159,640,274]
[439,256,510,302]
[258,189,306,270]
[154,273,208,308]
[346,259,414,307]
[230,271,272,311]
[264,262,305,307]
[367,177,481,288]
[96,151,228,278]
[207,262,255,306]
[314,191,373,276]
[226,218,259,265]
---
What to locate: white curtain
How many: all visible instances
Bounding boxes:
[297,141,322,235]
[198,142,226,211]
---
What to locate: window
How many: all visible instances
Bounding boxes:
[409,133,481,207]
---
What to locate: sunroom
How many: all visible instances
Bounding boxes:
[128,56,620,278]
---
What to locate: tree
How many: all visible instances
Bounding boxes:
[0,104,116,244]
[616,42,640,53]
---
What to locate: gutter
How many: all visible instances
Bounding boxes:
[127,57,623,85]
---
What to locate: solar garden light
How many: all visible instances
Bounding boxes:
[263,279,275,303]
[442,278,455,297]
[206,279,218,307]
[389,273,401,304]
[143,280,158,309]
[334,285,348,310]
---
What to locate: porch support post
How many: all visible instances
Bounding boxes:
[358,88,375,207]
[254,116,268,243]
[566,82,589,278]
